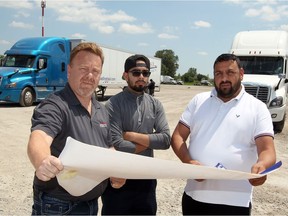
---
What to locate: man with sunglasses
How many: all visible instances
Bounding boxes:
[101,54,171,215]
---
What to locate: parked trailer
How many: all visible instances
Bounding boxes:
[230,30,288,132]
[0,37,161,106]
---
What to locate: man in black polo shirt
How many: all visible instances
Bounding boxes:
[27,42,112,215]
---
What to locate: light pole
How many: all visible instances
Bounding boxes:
[41,0,46,37]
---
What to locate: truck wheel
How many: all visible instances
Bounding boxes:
[20,87,34,107]
[273,114,286,133]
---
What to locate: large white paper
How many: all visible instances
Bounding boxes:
[57,137,277,196]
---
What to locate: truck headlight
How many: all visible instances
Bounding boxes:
[270,96,283,107]
[5,82,17,88]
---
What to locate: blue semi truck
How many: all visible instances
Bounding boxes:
[0,37,162,107]
[0,37,83,106]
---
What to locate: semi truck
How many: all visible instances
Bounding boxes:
[0,37,161,106]
[230,30,288,132]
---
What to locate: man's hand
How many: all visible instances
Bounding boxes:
[110,177,126,189]
[123,131,149,153]
[35,155,63,181]
[249,162,267,186]
[249,175,267,186]
[187,160,204,182]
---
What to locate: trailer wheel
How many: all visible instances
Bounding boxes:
[20,87,34,107]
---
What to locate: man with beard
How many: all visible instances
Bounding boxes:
[101,54,171,215]
[171,53,276,215]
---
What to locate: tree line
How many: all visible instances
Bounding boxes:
[155,49,212,85]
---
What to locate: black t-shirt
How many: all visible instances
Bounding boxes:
[148,81,155,89]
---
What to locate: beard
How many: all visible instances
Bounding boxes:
[128,80,147,92]
[131,85,146,92]
[215,79,242,99]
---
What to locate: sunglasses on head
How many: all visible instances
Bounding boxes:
[129,69,151,77]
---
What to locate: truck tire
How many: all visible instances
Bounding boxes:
[273,114,286,133]
[20,87,34,107]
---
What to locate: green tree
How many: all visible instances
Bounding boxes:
[182,67,197,83]
[155,49,179,78]
[175,73,182,81]
[197,73,209,82]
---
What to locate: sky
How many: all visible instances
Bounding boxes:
[0,0,288,77]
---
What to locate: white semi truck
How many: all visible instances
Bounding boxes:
[230,30,288,132]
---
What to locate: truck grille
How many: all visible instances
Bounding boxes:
[244,86,270,104]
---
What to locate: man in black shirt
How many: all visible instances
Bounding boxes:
[148,79,155,96]
[27,42,112,215]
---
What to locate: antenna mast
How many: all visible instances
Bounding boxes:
[41,0,46,37]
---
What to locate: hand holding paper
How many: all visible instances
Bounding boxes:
[57,137,281,196]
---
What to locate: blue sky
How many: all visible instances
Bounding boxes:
[0,0,287,77]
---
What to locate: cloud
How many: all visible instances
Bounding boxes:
[226,0,288,22]
[0,0,151,35]
[14,11,30,18]
[158,33,179,39]
[138,42,149,47]
[48,1,135,30]
[279,25,288,31]
[9,21,33,29]
[193,20,211,28]
[89,23,115,34]
[0,0,33,9]
[245,5,280,21]
[197,51,208,56]
[119,23,153,34]
[71,33,86,39]
[163,26,179,33]
[0,39,11,45]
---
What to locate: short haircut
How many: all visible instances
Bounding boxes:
[70,42,104,66]
[213,53,242,69]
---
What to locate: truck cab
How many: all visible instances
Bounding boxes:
[231,30,288,132]
[0,37,82,106]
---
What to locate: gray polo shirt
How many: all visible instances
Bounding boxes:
[105,88,170,157]
[31,83,112,201]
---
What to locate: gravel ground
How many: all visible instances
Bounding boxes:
[0,84,287,215]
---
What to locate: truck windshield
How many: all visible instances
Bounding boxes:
[2,55,36,68]
[239,56,284,75]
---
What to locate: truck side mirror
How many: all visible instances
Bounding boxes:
[38,59,45,69]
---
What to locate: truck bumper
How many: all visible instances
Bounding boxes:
[269,105,286,122]
[0,89,21,103]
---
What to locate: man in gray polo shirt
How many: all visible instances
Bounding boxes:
[101,54,171,215]
[27,42,112,215]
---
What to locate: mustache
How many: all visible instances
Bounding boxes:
[220,81,232,85]
[136,80,147,85]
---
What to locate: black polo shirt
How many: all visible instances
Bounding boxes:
[31,83,112,201]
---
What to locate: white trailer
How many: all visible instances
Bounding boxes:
[97,45,161,97]
[230,30,288,132]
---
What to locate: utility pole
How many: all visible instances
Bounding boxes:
[41,0,46,37]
